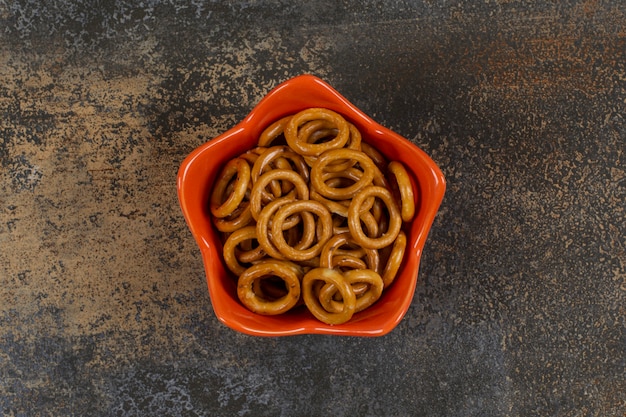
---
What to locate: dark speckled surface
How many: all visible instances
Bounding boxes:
[1,1,625,416]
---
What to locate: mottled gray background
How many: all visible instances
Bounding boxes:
[1,1,625,416]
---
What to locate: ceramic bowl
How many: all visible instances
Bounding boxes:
[177,74,445,337]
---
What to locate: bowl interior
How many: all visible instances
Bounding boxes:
[177,74,445,337]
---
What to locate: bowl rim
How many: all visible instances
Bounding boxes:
[177,74,446,337]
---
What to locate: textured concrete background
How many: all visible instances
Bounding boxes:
[1,1,625,416]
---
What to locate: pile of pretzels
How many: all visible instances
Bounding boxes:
[210,108,415,325]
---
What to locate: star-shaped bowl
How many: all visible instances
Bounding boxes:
[177,74,445,337]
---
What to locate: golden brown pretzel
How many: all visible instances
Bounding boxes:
[318,269,384,313]
[296,119,337,150]
[239,147,265,165]
[322,122,363,171]
[222,226,260,275]
[251,145,310,186]
[255,197,297,260]
[311,190,350,217]
[302,267,356,325]
[311,186,376,236]
[258,116,292,146]
[270,200,333,261]
[250,146,309,200]
[347,185,402,249]
[235,230,267,264]
[302,122,362,171]
[330,255,368,271]
[210,158,251,218]
[319,232,380,274]
[237,259,302,315]
[213,203,253,232]
[310,149,377,200]
[249,169,309,221]
[388,161,415,222]
[345,123,362,152]
[284,108,350,156]
[361,141,388,172]
[381,231,407,288]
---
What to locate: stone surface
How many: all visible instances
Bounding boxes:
[1,1,625,416]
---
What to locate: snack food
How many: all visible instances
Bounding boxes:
[210,107,414,325]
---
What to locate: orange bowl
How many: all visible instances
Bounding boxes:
[177,74,445,337]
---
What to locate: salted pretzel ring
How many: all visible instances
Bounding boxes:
[213,203,254,232]
[258,197,317,255]
[297,119,361,169]
[251,145,310,186]
[310,149,377,200]
[270,200,333,261]
[361,141,388,172]
[237,259,302,315]
[321,246,374,299]
[319,232,380,274]
[210,157,251,218]
[329,255,368,271]
[258,116,292,146]
[318,269,384,313]
[233,226,267,264]
[222,226,260,276]
[388,161,415,222]
[252,274,300,302]
[251,146,310,200]
[296,119,337,150]
[311,190,350,217]
[319,232,379,299]
[239,147,266,165]
[256,197,298,260]
[284,108,350,156]
[311,184,376,239]
[381,231,407,288]
[302,267,356,325]
[318,168,370,197]
[348,185,402,249]
[249,169,309,221]
[305,122,363,172]
[236,243,267,264]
